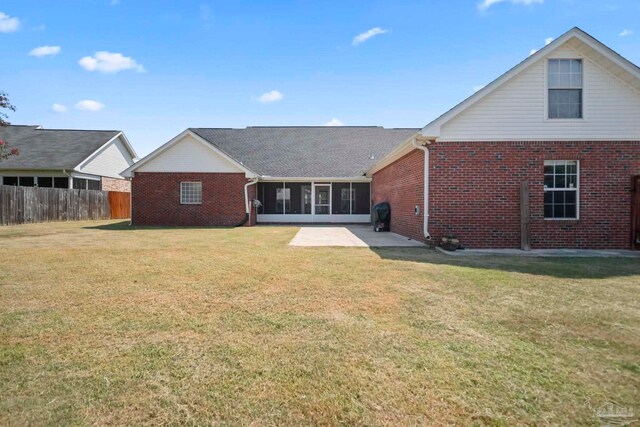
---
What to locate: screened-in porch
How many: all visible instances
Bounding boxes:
[256,181,371,223]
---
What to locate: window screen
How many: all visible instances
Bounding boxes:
[276,187,290,214]
[37,177,53,188]
[544,160,578,219]
[53,177,69,188]
[3,176,18,186]
[258,182,282,214]
[87,179,101,190]
[19,177,35,186]
[352,183,371,214]
[180,182,202,204]
[73,178,88,190]
[548,59,582,119]
[332,183,352,214]
[285,183,311,214]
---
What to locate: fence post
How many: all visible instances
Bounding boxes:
[520,181,531,251]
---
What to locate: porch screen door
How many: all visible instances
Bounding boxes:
[314,185,330,215]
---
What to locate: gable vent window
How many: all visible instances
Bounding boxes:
[548,59,582,119]
[180,182,202,205]
[544,160,579,219]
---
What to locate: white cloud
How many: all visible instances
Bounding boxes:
[79,51,145,73]
[620,29,634,37]
[352,27,389,46]
[529,37,553,56]
[75,100,105,111]
[0,12,20,33]
[51,103,68,113]
[28,45,61,57]
[478,0,543,11]
[473,85,486,92]
[324,118,345,126]
[257,90,283,103]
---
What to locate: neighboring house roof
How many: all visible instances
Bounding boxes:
[0,125,137,172]
[126,127,418,178]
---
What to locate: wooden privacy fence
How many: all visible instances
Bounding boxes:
[108,191,131,219]
[0,185,130,225]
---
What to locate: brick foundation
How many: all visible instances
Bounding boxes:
[372,141,640,249]
[132,172,255,226]
[101,176,131,192]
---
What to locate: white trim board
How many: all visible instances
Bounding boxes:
[257,214,371,224]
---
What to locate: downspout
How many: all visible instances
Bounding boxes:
[411,138,430,239]
[129,172,133,226]
[234,177,259,227]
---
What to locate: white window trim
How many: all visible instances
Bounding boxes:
[180,181,202,205]
[543,160,580,221]
[544,57,586,122]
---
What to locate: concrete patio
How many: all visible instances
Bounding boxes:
[289,225,425,247]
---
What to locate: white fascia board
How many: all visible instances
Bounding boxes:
[69,171,102,180]
[420,27,640,139]
[258,176,371,182]
[117,132,139,161]
[121,129,259,178]
[74,132,138,172]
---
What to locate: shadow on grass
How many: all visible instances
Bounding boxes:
[82,221,235,231]
[370,247,640,279]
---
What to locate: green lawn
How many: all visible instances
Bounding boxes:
[1,220,639,426]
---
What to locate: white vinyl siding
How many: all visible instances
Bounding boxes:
[78,136,135,179]
[439,45,640,140]
[136,135,244,173]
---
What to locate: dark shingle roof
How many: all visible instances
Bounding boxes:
[0,125,121,170]
[190,127,418,177]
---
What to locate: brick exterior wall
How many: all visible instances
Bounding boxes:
[132,172,255,227]
[101,176,131,192]
[371,149,425,242]
[427,140,640,249]
[372,141,640,249]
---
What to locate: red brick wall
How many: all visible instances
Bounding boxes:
[132,172,255,226]
[427,140,640,249]
[371,149,425,242]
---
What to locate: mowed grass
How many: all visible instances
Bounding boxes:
[1,221,639,426]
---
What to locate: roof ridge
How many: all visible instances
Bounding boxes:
[191,126,419,130]
[36,129,121,133]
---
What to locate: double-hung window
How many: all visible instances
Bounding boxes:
[548,59,583,119]
[544,160,578,219]
[180,182,202,204]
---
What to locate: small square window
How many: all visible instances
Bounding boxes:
[180,182,202,204]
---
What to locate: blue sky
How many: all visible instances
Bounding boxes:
[1,0,639,156]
